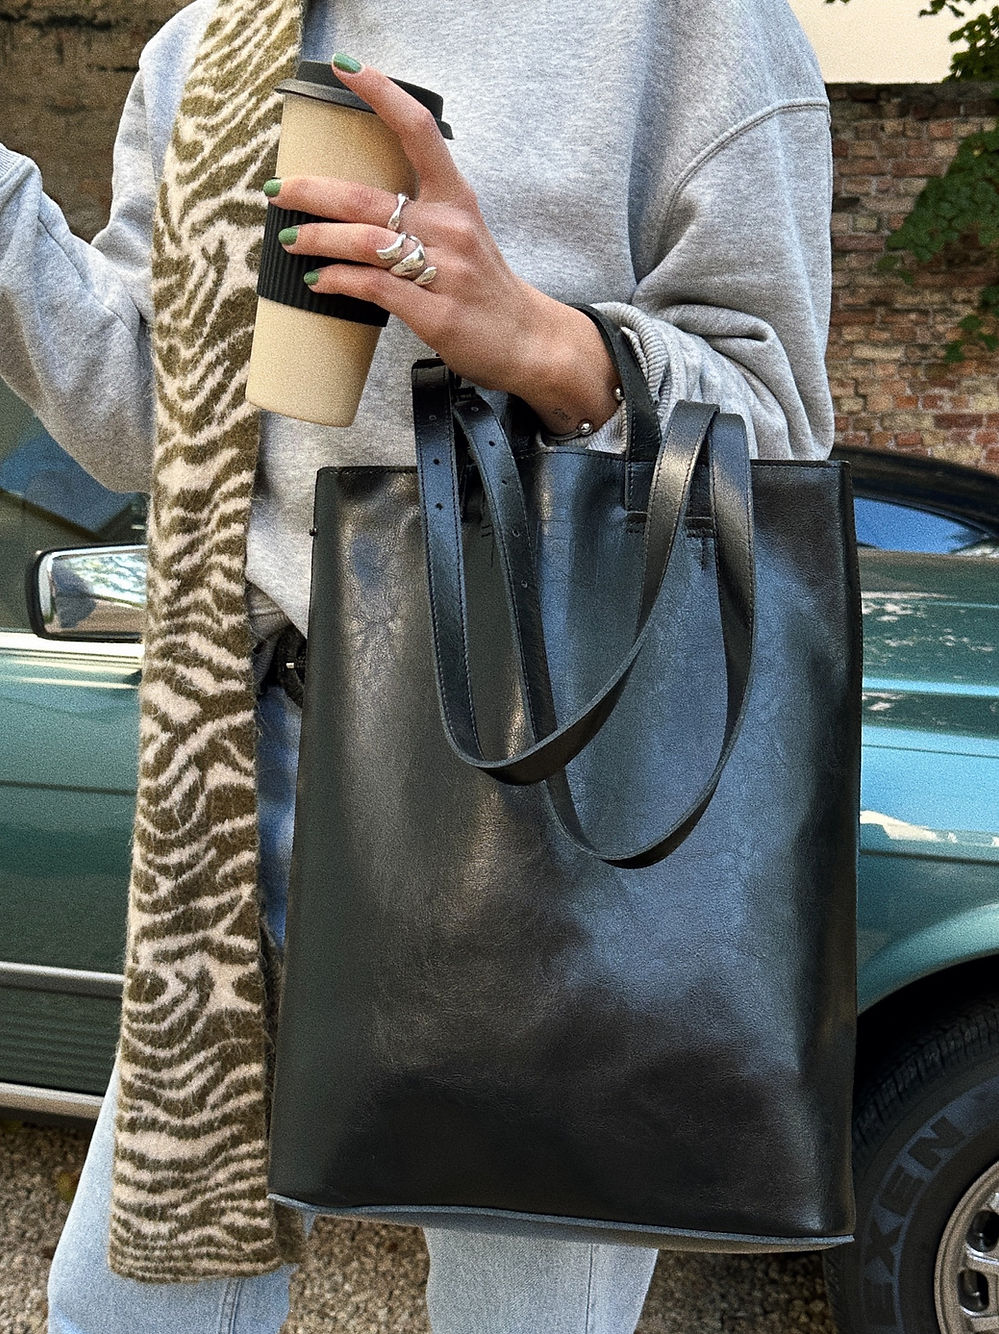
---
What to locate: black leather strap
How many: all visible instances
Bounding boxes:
[566,305,662,507]
[412,333,757,868]
[450,391,717,783]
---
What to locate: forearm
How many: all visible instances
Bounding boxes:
[0,98,156,492]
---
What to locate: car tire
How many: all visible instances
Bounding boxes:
[824,995,999,1334]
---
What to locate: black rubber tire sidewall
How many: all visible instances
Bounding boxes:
[826,1040,999,1334]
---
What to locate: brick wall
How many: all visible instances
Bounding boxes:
[1,4,997,474]
[828,81,999,476]
[0,1,180,239]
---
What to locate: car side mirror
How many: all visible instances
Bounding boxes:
[26,545,147,642]
[958,539,999,559]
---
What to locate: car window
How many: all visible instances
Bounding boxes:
[0,379,147,631]
[853,496,992,555]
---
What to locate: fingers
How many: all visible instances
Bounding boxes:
[303,258,438,334]
[288,222,445,326]
[268,177,477,265]
[329,56,464,202]
[280,222,441,295]
[278,219,407,266]
[270,174,406,229]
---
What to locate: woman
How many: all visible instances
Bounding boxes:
[0,0,834,1328]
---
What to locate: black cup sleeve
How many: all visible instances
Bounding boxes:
[256,206,391,328]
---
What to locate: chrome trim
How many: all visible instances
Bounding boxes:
[0,961,124,1000]
[0,630,143,659]
[0,1080,102,1120]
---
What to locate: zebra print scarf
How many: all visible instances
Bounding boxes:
[107,0,309,1282]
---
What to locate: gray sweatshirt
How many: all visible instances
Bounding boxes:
[0,0,834,636]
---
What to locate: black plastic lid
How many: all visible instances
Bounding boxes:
[276,61,453,139]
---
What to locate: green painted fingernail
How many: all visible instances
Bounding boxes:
[332,52,362,74]
[278,227,299,246]
[263,178,282,198]
[303,270,321,287]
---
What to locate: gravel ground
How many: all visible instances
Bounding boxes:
[0,1118,838,1334]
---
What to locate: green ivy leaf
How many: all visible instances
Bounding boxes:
[829,0,998,364]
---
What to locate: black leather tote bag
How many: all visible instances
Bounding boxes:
[267,305,862,1252]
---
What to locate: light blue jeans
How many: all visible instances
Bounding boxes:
[47,685,659,1334]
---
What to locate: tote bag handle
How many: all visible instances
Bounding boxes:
[412,317,756,869]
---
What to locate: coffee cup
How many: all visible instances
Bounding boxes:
[246,61,452,427]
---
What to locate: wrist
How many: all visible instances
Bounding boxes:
[514,293,622,436]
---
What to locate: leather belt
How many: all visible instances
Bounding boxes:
[261,625,307,708]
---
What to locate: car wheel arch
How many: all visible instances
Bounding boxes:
[857,953,999,1094]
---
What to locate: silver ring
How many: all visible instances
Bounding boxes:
[389,236,429,279]
[375,232,408,264]
[375,232,437,286]
[387,192,410,232]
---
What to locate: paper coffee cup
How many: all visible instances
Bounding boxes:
[246,62,452,427]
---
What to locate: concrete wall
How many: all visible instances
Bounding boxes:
[2,3,998,474]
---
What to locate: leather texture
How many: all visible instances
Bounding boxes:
[267,306,862,1252]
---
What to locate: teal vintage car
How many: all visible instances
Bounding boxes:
[1,375,998,1334]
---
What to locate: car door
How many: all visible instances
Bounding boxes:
[856,547,999,1011]
[0,379,144,1115]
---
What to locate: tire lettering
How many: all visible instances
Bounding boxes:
[865,1218,902,1276]
[908,1116,965,1171]
[863,1278,898,1326]
[879,1165,922,1218]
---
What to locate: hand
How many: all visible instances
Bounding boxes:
[266,56,620,434]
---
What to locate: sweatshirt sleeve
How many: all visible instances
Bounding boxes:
[584,101,835,462]
[0,64,157,493]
